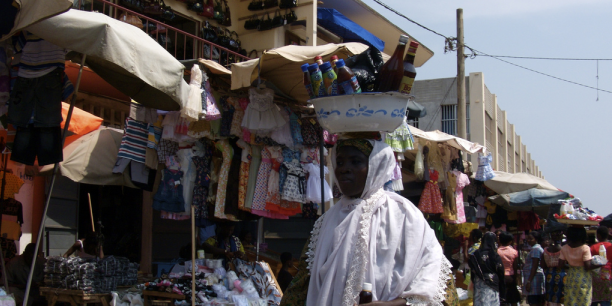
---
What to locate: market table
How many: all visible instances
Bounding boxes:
[142,291,185,306]
[556,219,600,226]
[40,287,111,306]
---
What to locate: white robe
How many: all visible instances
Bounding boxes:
[306,140,450,306]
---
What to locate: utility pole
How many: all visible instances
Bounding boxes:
[456,8,467,139]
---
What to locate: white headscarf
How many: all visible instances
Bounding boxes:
[306,140,450,306]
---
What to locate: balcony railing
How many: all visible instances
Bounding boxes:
[76,0,250,66]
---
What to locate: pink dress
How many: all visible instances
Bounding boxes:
[418,169,443,214]
[251,147,288,219]
[447,170,470,224]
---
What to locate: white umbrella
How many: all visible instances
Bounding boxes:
[0,0,73,41]
[483,171,559,194]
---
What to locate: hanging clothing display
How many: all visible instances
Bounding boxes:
[0,171,23,199]
[228,97,244,138]
[244,145,262,212]
[152,169,185,213]
[418,169,443,214]
[475,152,495,181]
[446,170,470,224]
[289,110,303,146]
[384,119,414,152]
[264,147,283,211]
[213,139,235,220]
[280,148,301,193]
[224,139,243,219]
[237,140,251,211]
[270,107,294,148]
[441,171,457,221]
[219,96,234,137]
[280,160,305,203]
[241,87,285,132]
[303,163,332,204]
[181,65,203,121]
[193,139,214,226]
[251,147,287,219]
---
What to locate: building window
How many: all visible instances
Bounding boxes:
[441,105,469,136]
[407,118,419,129]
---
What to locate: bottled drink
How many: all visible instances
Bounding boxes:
[376,34,409,92]
[398,41,419,94]
[320,62,338,96]
[336,59,361,94]
[358,283,373,304]
[301,63,316,99]
[308,63,326,97]
[600,244,607,259]
[314,55,324,66]
[330,55,339,75]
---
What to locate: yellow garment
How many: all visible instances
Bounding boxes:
[0,172,24,199]
[1,220,20,240]
[444,222,479,239]
[484,201,496,214]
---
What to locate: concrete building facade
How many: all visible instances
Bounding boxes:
[411,72,544,178]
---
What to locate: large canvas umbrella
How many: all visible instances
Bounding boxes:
[489,188,569,216]
[26,9,189,111]
[0,0,72,41]
[483,171,559,195]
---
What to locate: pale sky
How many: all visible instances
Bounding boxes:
[361,0,612,216]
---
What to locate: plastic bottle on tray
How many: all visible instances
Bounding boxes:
[308,63,326,97]
[320,61,338,96]
[376,34,409,92]
[301,63,316,99]
[336,59,361,94]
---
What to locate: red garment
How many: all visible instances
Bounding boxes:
[517,211,541,231]
[591,241,612,263]
[418,170,443,214]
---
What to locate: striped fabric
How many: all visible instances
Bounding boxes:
[14,32,66,78]
[118,118,149,163]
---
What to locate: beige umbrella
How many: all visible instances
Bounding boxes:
[483,171,559,195]
[408,126,485,154]
[0,0,72,41]
[40,127,137,188]
[231,43,385,104]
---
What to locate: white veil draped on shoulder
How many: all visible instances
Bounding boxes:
[306,140,450,306]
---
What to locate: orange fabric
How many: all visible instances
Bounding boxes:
[60,102,103,135]
[560,244,592,267]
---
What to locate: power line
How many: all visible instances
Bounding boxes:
[369,0,612,94]
[475,55,612,61]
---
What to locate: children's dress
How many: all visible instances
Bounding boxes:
[475,152,495,181]
[447,170,470,224]
[242,87,285,132]
[264,147,283,212]
[153,169,185,213]
[303,163,333,204]
[237,139,251,211]
[251,147,287,219]
[281,161,306,203]
[214,140,235,220]
[418,169,443,214]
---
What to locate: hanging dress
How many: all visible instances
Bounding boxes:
[303,163,333,204]
[238,97,251,142]
[418,169,443,214]
[244,145,262,211]
[289,110,303,146]
[264,147,283,212]
[237,139,251,211]
[224,139,243,220]
[441,171,457,221]
[281,160,306,203]
[385,119,415,152]
[447,170,470,224]
[251,147,288,219]
[475,152,495,181]
[213,140,235,220]
[193,139,214,227]
[280,148,301,193]
[270,107,294,147]
[219,96,234,137]
[242,87,285,132]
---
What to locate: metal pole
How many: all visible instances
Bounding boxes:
[256,218,263,262]
[23,54,87,306]
[456,8,467,139]
[319,128,325,214]
[0,154,9,294]
[191,205,196,306]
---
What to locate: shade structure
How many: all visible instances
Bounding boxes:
[406,100,427,119]
[408,126,484,154]
[483,171,559,195]
[0,0,72,41]
[26,9,189,111]
[40,127,137,188]
[231,42,386,104]
[489,188,569,216]
[317,8,385,52]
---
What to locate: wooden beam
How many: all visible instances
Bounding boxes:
[140,191,153,274]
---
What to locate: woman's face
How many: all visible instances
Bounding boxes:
[335,146,369,198]
[526,234,537,246]
[551,231,563,242]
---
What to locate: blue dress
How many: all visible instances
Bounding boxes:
[475,153,495,181]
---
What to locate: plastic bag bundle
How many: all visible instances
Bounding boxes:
[44,256,67,274]
[414,145,424,179]
[344,47,385,92]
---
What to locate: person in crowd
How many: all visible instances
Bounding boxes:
[282,139,452,306]
[63,232,104,259]
[497,231,521,306]
[465,229,483,262]
[523,231,546,306]
[541,234,551,250]
[277,252,294,292]
[469,232,506,305]
[495,229,503,244]
[240,230,255,251]
[589,226,612,306]
[202,221,244,262]
[6,243,46,306]
[541,228,566,306]
[559,227,602,306]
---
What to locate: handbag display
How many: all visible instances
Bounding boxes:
[160,0,176,21]
[263,0,278,9]
[143,0,162,15]
[285,9,297,23]
[279,0,297,8]
[271,9,284,28]
[189,0,204,13]
[197,0,214,18]
[257,12,272,31]
[213,0,224,24]
[121,0,145,12]
[248,0,263,11]
[244,14,260,30]
[248,49,258,58]
[222,0,232,26]
[229,31,240,52]
[201,21,218,43]
[218,28,231,50]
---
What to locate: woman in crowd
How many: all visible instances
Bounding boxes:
[497,231,521,306]
[559,227,602,306]
[283,139,451,306]
[589,226,612,306]
[202,221,245,262]
[541,228,566,306]
[468,232,505,304]
[465,229,483,261]
[523,231,546,306]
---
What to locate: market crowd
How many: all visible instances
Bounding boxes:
[466,225,612,306]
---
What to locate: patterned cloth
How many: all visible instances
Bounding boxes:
[237,140,251,211]
[228,97,245,138]
[447,171,470,224]
[418,170,443,214]
[156,139,178,164]
[147,116,163,149]
[473,276,499,305]
[565,266,592,306]
[384,121,414,152]
[543,249,566,305]
[213,140,234,220]
[336,139,373,157]
[244,145,262,211]
[523,244,545,295]
[265,147,283,212]
[193,139,213,226]
[281,161,305,204]
[234,259,282,306]
[474,152,495,181]
[280,148,301,193]
[289,111,303,146]
[300,118,320,146]
[0,172,23,199]
[117,117,149,163]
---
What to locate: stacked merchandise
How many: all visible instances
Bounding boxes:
[44,256,138,293]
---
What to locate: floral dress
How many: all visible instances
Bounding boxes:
[289,110,303,146]
[475,152,495,181]
[418,169,443,214]
[228,97,244,138]
[265,147,283,212]
[543,249,566,306]
[192,139,214,226]
[213,139,236,220]
[447,170,470,224]
[251,147,288,219]
[281,161,306,203]
[237,139,251,211]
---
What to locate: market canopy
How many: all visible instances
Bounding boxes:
[231,42,388,104]
[0,0,72,41]
[317,8,385,52]
[26,9,189,111]
[489,188,569,216]
[408,126,484,154]
[180,59,232,76]
[483,171,559,194]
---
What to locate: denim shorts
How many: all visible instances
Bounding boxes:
[10,126,63,166]
[8,68,63,128]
